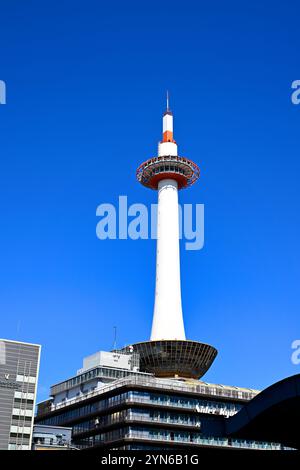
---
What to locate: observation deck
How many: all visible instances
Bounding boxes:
[136,155,200,190]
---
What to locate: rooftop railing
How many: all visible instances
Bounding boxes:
[74,430,282,451]
[44,376,259,414]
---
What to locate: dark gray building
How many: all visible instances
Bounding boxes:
[0,339,41,450]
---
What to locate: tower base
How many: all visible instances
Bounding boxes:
[128,340,217,380]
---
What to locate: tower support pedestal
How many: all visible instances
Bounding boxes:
[131,340,218,380]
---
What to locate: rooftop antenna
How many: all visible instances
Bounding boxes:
[16,320,21,340]
[112,326,117,351]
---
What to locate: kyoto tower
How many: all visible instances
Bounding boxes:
[131,95,217,379]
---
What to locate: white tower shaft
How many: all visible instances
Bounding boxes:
[150,179,186,341]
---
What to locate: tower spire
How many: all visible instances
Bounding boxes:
[162,93,175,143]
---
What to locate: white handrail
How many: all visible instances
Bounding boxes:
[48,376,258,413]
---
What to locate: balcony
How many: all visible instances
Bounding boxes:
[43,375,258,415]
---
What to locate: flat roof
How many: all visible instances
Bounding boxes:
[0,338,41,348]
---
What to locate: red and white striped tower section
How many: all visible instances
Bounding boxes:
[132,95,217,379]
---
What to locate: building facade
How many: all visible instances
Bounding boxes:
[35,350,282,450]
[0,339,41,450]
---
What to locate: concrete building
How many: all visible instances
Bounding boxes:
[0,339,41,450]
[34,349,287,450]
[32,424,72,450]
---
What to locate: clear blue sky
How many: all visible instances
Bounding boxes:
[1,1,299,402]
